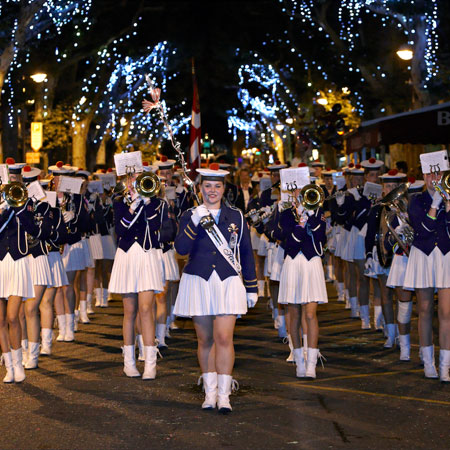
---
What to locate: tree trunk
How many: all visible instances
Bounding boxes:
[72,118,91,168]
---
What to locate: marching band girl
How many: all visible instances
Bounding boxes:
[174,163,257,413]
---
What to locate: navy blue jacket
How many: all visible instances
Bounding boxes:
[60,194,91,245]
[175,204,257,293]
[280,207,327,260]
[408,190,450,256]
[46,206,70,253]
[114,197,163,251]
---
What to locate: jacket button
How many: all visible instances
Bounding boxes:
[135,237,138,240]
[212,264,216,268]
[212,251,216,255]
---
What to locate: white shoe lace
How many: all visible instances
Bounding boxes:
[317,351,327,369]
[231,378,239,393]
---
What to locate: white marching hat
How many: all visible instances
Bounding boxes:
[21,165,41,182]
[361,158,384,170]
[197,163,229,180]
[379,169,407,182]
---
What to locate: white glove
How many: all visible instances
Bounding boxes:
[104,197,112,206]
[431,190,443,209]
[175,185,185,194]
[348,187,361,201]
[143,196,151,205]
[364,257,374,274]
[130,197,142,211]
[63,210,75,223]
[191,204,209,226]
[336,191,345,206]
[247,293,258,308]
[0,201,9,213]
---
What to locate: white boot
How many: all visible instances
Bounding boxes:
[398,334,411,361]
[25,342,40,369]
[374,305,384,331]
[257,280,265,298]
[86,293,94,314]
[383,323,397,348]
[56,315,66,342]
[277,314,288,339]
[40,328,53,355]
[349,297,359,318]
[360,304,371,329]
[198,372,218,409]
[286,335,294,363]
[305,348,319,379]
[303,334,308,361]
[74,309,79,331]
[336,282,345,302]
[11,348,25,383]
[94,288,102,307]
[439,349,450,383]
[293,348,306,378]
[101,288,109,308]
[344,289,350,309]
[64,313,75,342]
[325,264,334,282]
[217,374,238,413]
[122,345,140,378]
[2,352,14,383]
[421,345,438,379]
[156,324,168,348]
[142,345,159,380]
[273,308,279,329]
[165,317,172,338]
[136,334,145,361]
[79,300,90,324]
[21,339,29,366]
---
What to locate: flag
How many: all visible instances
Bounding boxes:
[189,58,201,179]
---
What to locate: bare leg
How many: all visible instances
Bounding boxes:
[138,290,156,346]
[7,296,23,350]
[287,304,302,348]
[40,287,57,330]
[355,259,369,306]
[122,294,138,346]
[378,275,394,324]
[54,288,65,316]
[415,288,435,347]
[347,262,358,298]
[213,315,237,375]
[24,285,46,343]
[438,288,450,350]
[0,299,11,353]
[19,303,27,342]
[193,316,215,373]
[304,303,319,348]
[155,284,168,325]
[63,271,77,314]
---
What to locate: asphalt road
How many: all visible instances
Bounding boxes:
[1,285,449,450]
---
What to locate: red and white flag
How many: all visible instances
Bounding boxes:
[189,59,201,179]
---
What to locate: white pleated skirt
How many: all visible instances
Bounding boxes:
[0,254,34,299]
[403,246,450,289]
[278,253,328,304]
[386,254,412,290]
[257,233,269,257]
[28,254,52,286]
[88,234,104,260]
[353,233,366,261]
[174,270,247,317]
[101,234,117,260]
[327,225,338,253]
[341,226,358,262]
[62,241,88,272]
[109,242,164,294]
[269,245,285,282]
[162,249,180,282]
[334,227,348,258]
[82,238,95,269]
[48,251,69,287]
[250,229,261,251]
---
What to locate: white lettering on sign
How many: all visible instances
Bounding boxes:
[437,111,450,126]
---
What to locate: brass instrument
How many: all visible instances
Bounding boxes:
[300,184,325,211]
[432,170,450,201]
[244,204,276,226]
[1,182,28,208]
[134,172,161,198]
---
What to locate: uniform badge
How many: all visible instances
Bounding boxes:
[228,223,239,249]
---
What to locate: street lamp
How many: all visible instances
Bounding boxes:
[317,98,328,106]
[30,73,47,83]
[396,44,413,61]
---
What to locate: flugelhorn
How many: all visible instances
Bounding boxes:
[300,184,325,211]
[134,172,161,198]
[1,182,28,208]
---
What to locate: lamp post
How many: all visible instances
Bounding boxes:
[30,72,47,169]
[396,44,413,61]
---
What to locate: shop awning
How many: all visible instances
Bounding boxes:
[346,101,450,153]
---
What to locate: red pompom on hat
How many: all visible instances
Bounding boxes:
[388,169,398,176]
[5,157,15,165]
[326,167,331,171]
[23,165,31,172]
[107,168,113,173]
[408,176,416,184]
[275,160,281,165]
[56,161,64,168]
[160,155,168,162]
[209,163,220,171]
[143,161,149,166]
[258,172,263,177]
[298,163,307,167]
[101,169,106,173]
[348,163,355,168]
[355,164,362,169]
[369,157,376,164]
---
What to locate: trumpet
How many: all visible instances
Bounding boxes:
[300,184,325,211]
[134,172,161,198]
[433,170,450,201]
[0,182,28,208]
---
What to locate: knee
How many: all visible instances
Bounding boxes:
[305,310,317,322]
[198,335,214,349]
[7,313,19,327]
[214,331,232,348]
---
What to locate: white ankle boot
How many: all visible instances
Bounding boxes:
[142,345,159,380]
[86,293,94,314]
[439,349,450,383]
[336,282,345,302]
[136,334,145,361]
[101,288,109,308]
[21,339,28,366]
[360,304,371,329]
[421,345,438,378]
[2,352,14,383]
[11,348,25,383]
[374,306,384,330]
[74,310,79,331]
[273,308,279,329]
[25,342,40,369]
[349,297,359,318]
[156,324,168,348]
[257,280,265,298]
[122,345,140,378]
[384,324,397,348]
[277,314,288,339]
[198,372,218,409]
[40,328,53,355]
[79,301,90,324]
[217,374,238,413]
[302,334,308,361]
[306,348,320,379]
[64,313,75,342]
[56,315,66,342]
[94,288,102,307]
[398,334,411,361]
[293,348,306,377]
[286,334,294,363]
[344,289,350,309]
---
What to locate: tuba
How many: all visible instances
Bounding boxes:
[1,182,28,208]
[134,172,161,198]
[300,184,325,211]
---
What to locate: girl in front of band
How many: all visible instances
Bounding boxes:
[404,163,450,381]
[174,163,257,413]
[277,184,328,379]
[108,170,164,380]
